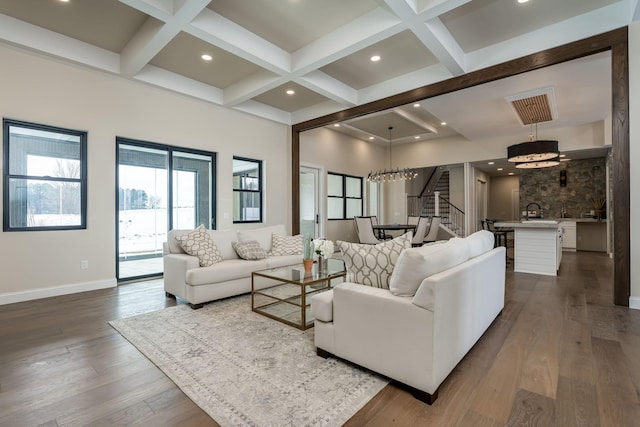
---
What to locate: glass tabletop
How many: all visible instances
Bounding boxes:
[253,258,345,285]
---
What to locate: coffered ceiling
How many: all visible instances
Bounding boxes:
[0,0,637,164]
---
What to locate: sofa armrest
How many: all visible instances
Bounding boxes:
[163,253,199,299]
[311,290,334,322]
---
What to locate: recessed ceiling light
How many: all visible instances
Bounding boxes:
[414,136,420,139]
[441,122,447,126]
[333,124,340,127]
[370,55,381,62]
[201,54,212,61]
[488,161,495,165]
[497,168,504,171]
[508,172,514,175]
[59,0,70,2]
[369,136,374,140]
[517,0,529,3]
[413,103,420,108]
[286,89,295,95]
[559,154,566,158]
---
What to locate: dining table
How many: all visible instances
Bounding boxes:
[372,224,416,240]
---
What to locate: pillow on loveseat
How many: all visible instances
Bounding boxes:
[232,240,267,260]
[270,233,303,256]
[337,232,411,289]
[389,237,470,297]
[175,224,223,267]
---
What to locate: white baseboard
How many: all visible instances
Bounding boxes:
[0,279,117,306]
[630,296,640,310]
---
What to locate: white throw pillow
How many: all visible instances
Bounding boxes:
[337,232,411,289]
[270,234,303,256]
[389,237,470,297]
[174,224,223,267]
[465,230,495,258]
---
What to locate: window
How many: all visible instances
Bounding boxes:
[327,172,362,220]
[233,157,262,223]
[116,138,216,281]
[3,119,87,231]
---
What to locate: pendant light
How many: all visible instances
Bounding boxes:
[366,126,418,182]
[507,106,560,168]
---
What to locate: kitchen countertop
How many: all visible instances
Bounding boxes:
[495,220,560,229]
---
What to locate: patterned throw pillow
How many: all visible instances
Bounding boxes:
[270,234,303,256]
[232,240,267,260]
[174,225,222,267]
[337,232,412,289]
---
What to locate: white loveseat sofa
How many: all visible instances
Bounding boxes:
[163,224,302,309]
[311,230,505,404]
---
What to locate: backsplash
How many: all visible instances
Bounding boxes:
[518,157,607,219]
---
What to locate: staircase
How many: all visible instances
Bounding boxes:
[407,170,465,237]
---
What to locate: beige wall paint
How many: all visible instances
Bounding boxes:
[300,127,384,243]
[487,176,519,220]
[0,44,290,302]
[629,22,640,308]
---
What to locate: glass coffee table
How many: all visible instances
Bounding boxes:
[251,259,346,330]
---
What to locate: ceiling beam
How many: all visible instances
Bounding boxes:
[119,0,210,77]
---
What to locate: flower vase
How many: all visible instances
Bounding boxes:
[303,258,313,274]
[317,256,326,273]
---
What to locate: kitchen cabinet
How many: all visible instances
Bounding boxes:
[560,221,576,250]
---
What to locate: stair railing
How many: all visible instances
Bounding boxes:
[407,193,465,236]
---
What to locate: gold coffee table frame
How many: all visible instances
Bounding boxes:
[251,259,345,330]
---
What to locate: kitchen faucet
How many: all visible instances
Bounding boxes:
[526,202,542,220]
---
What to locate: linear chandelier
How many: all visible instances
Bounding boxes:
[367,126,418,182]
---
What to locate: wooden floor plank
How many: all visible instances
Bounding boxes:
[555,375,600,427]
[506,388,556,426]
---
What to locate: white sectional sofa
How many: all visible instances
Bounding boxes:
[163,224,301,309]
[311,230,505,404]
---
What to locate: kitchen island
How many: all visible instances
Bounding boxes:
[494,220,562,276]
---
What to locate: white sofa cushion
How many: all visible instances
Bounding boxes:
[209,229,240,260]
[389,237,470,296]
[270,234,303,256]
[186,259,268,286]
[337,232,411,289]
[465,230,495,258]
[174,225,223,267]
[238,224,287,253]
[232,240,267,260]
[264,254,302,269]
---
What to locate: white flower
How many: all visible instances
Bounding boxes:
[313,239,334,258]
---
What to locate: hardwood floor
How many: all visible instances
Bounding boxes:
[1,251,638,426]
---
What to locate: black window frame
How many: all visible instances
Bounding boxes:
[327,172,363,220]
[3,118,88,232]
[232,156,263,224]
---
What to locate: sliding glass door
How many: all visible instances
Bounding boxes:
[116,139,215,281]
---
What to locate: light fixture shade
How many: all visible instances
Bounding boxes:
[515,156,560,169]
[507,140,559,163]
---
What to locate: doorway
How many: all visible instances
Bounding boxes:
[116,138,216,281]
[300,166,321,238]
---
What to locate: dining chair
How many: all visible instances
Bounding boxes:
[354,216,382,244]
[407,215,420,226]
[411,216,430,247]
[423,216,441,243]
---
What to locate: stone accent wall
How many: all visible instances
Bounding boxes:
[519,157,607,219]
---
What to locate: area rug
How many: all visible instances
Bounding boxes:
[109,295,389,426]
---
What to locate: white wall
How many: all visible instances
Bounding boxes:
[0,44,290,303]
[300,127,384,242]
[630,22,640,309]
